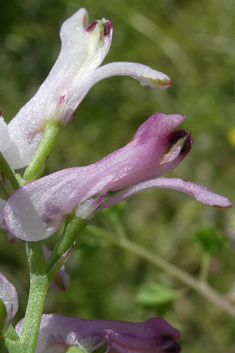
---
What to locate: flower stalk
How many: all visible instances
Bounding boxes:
[42,216,88,276]
[6,242,49,353]
[23,120,62,182]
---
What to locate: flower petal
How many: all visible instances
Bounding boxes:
[81,61,172,98]
[99,177,232,210]
[2,9,113,169]
[3,168,85,241]
[0,273,18,334]
[0,198,17,241]
[2,8,172,170]
[15,315,181,353]
[4,114,190,241]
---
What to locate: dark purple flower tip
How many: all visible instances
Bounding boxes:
[86,21,99,32]
[161,129,192,168]
[85,20,112,37]
[103,20,113,36]
[160,336,181,353]
[167,130,188,144]
[180,132,193,156]
[167,130,193,155]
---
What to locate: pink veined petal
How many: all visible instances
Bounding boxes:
[98,177,232,211]
[0,273,18,334]
[15,315,181,353]
[3,113,192,241]
[3,168,87,241]
[3,164,112,241]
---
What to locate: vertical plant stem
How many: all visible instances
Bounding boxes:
[6,242,49,353]
[26,241,45,275]
[18,273,50,353]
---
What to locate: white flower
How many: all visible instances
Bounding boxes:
[1,8,171,169]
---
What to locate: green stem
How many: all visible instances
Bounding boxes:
[6,217,87,353]
[26,242,45,275]
[87,226,235,318]
[18,274,49,352]
[5,325,19,341]
[23,120,62,182]
[0,153,20,191]
[6,242,49,353]
[43,216,87,276]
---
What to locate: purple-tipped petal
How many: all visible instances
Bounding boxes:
[0,273,18,333]
[4,113,191,241]
[15,315,181,353]
[99,177,232,210]
[3,110,229,242]
[95,113,190,192]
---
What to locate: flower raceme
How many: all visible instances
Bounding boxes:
[0,8,171,170]
[3,113,231,242]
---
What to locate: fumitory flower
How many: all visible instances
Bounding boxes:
[3,112,231,241]
[1,8,171,170]
[15,314,181,353]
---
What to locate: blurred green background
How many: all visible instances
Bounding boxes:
[1,0,235,352]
